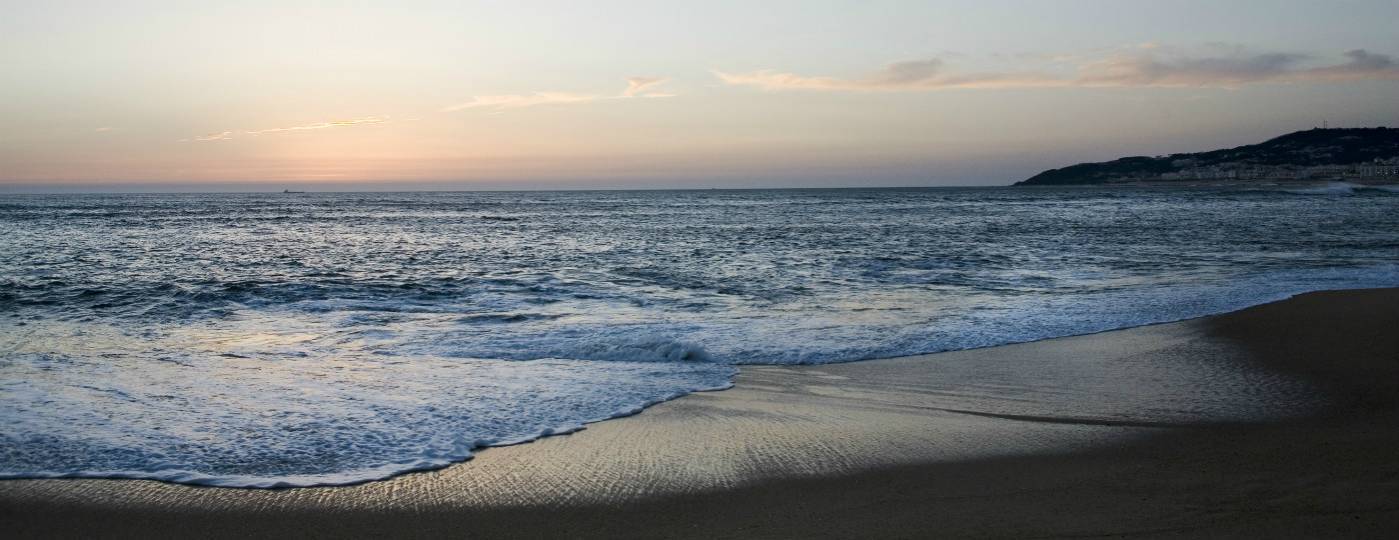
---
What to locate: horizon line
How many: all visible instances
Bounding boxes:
[0,184,1017,195]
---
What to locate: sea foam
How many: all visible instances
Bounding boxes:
[1282,181,1368,195]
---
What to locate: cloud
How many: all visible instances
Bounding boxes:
[1082,48,1399,87]
[442,92,599,112]
[623,77,670,97]
[194,131,234,142]
[1080,52,1310,86]
[93,127,113,133]
[717,49,1399,92]
[187,116,388,142]
[1302,49,1399,81]
[443,77,675,112]
[714,59,1061,91]
[244,116,388,135]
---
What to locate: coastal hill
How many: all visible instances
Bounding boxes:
[1015,127,1399,186]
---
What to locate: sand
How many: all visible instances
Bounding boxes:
[3,288,1397,538]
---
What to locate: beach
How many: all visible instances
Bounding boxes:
[3,287,1396,538]
[6,1,1399,537]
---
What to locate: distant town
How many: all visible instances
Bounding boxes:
[1158,157,1399,182]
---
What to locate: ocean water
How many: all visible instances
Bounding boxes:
[2,186,1396,487]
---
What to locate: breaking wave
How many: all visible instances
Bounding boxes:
[1283,182,1362,195]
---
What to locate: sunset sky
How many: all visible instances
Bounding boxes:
[3,0,1399,191]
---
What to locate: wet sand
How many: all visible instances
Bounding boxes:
[4,288,1398,538]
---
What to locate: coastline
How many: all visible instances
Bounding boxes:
[1013,179,1399,188]
[3,288,1397,538]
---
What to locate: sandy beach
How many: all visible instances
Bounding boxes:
[3,288,1397,538]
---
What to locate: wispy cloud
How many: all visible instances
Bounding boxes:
[193,131,234,142]
[1078,49,1399,86]
[623,77,672,97]
[1292,49,1399,81]
[1079,52,1311,86]
[93,127,114,133]
[186,117,388,142]
[442,92,599,112]
[715,59,1060,91]
[443,77,674,112]
[717,49,1399,92]
[243,116,388,135]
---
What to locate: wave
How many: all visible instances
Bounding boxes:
[411,266,1371,365]
[7,266,1391,488]
[456,312,567,324]
[0,376,734,488]
[1272,182,1399,196]
[569,335,713,363]
[0,349,735,488]
[1282,182,1361,195]
[0,276,596,322]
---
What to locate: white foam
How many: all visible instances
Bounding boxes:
[0,334,735,487]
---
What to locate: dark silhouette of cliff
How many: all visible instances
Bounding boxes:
[1016,128,1399,186]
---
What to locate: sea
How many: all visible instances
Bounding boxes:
[2,185,1397,487]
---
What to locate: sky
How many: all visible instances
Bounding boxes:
[3,0,1399,191]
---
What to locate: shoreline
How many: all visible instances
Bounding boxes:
[7,281,1384,491]
[3,288,1398,537]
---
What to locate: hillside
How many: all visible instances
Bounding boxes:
[1016,128,1399,186]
